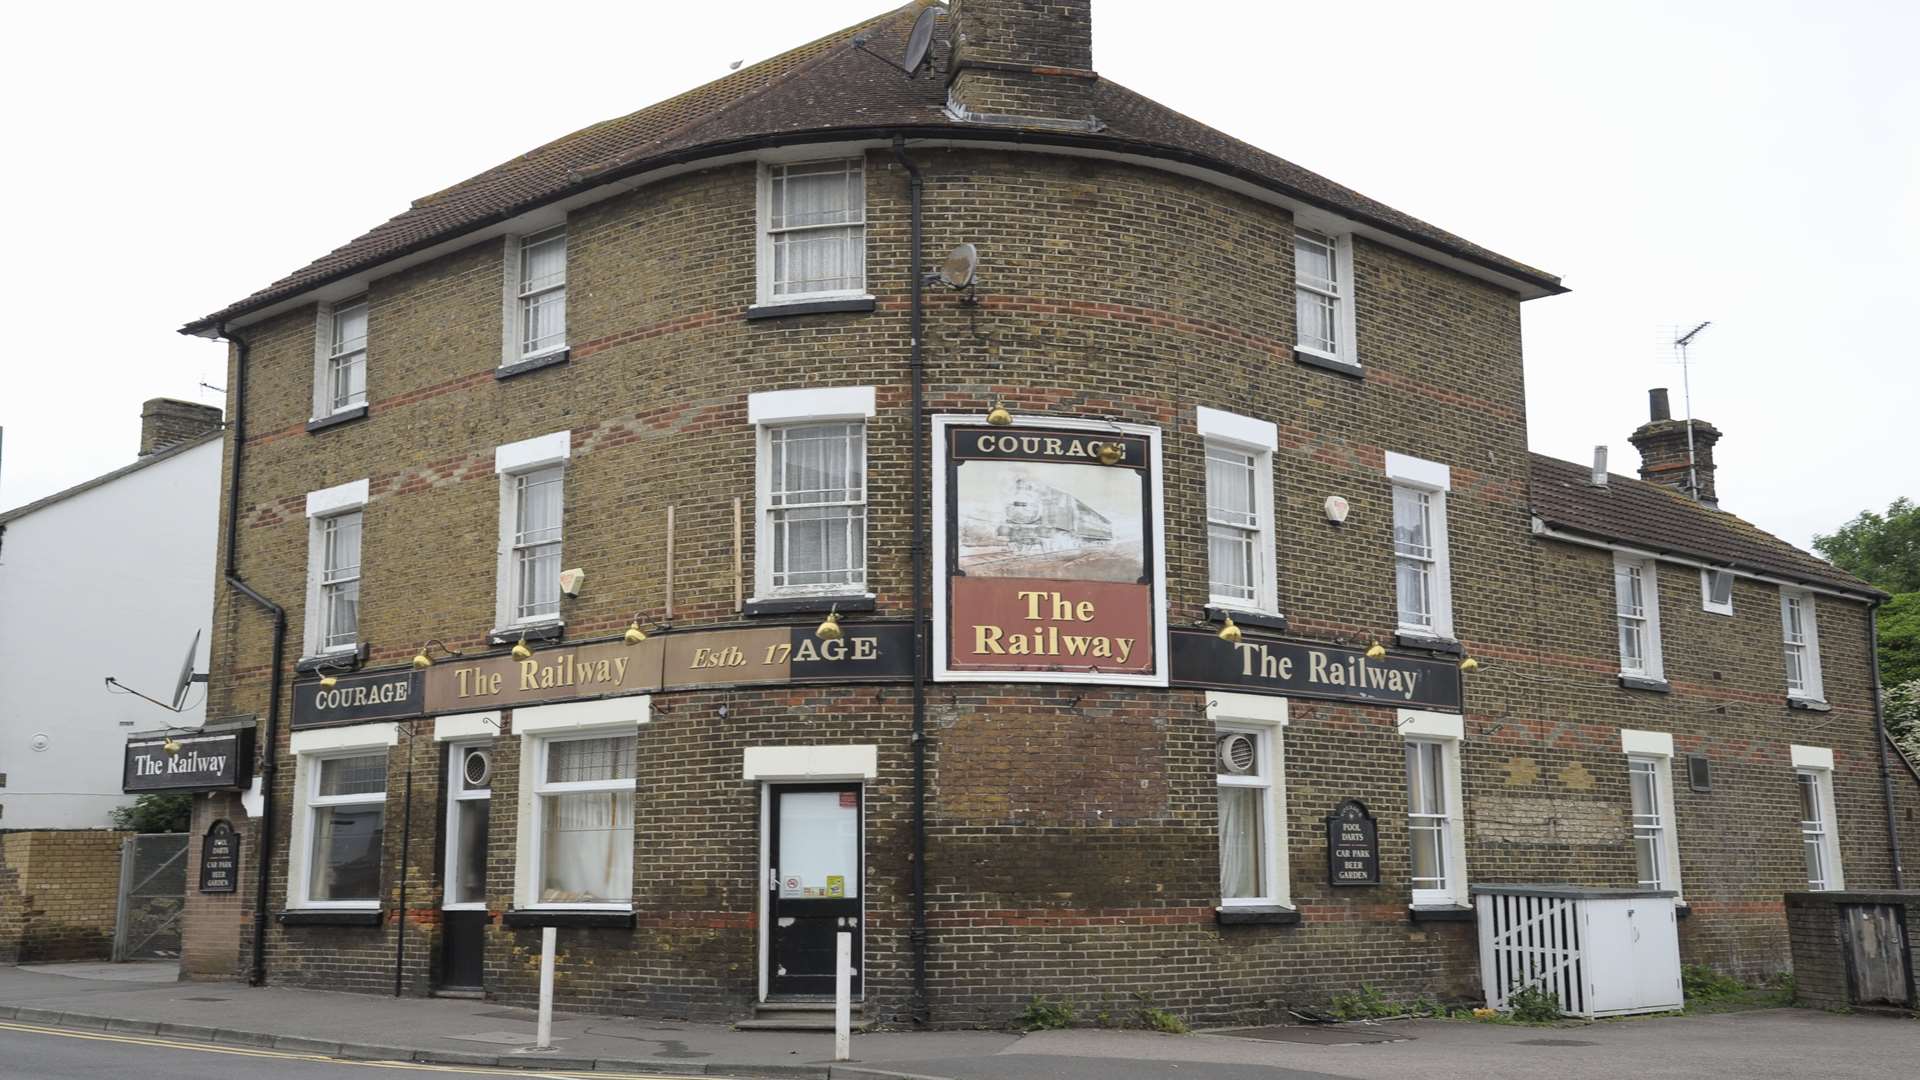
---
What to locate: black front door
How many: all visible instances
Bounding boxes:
[767,783,862,997]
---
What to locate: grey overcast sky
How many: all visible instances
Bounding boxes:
[1,1,1912,548]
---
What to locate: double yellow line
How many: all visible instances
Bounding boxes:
[0,1020,701,1079]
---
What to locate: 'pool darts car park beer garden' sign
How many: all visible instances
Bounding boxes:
[933,418,1170,687]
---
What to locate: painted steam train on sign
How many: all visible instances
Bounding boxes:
[997,478,1114,553]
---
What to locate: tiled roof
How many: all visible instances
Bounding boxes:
[181,1,1561,334]
[1528,453,1883,599]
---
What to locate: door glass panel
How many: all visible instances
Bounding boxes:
[778,791,859,899]
[450,799,489,905]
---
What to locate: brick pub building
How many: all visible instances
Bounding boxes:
[175,1,1916,1026]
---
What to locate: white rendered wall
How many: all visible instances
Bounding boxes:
[0,439,221,828]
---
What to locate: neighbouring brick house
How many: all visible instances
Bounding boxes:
[174,0,1912,1027]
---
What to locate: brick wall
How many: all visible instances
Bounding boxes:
[187,144,1920,1026]
[0,829,134,963]
[180,792,256,981]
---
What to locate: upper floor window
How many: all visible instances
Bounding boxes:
[1700,568,1734,615]
[519,227,567,360]
[1386,453,1453,640]
[1614,554,1664,681]
[1198,406,1279,615]
[1294,229,1357,367]
[327,299,368,414]
[493,431,571,630]
[302,478,369,659]
[748,387,875,600]
[761,160,866,303]
[1780,588,1824,701]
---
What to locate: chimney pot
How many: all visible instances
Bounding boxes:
[1590,446,1609,486]
[1648,388,1671,423]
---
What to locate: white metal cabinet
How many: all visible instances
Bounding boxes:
[1476,885,1682,1018]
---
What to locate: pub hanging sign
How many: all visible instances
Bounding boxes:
[122,729,255,793]
[932,417,1169,687]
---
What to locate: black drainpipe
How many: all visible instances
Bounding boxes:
[217,325,289,987]
[1869,602,1905,888]
[891,135,930,1027]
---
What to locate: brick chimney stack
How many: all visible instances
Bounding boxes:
[1628,387,1721,506]
[139,397,223,457]
[948,0,1097,123]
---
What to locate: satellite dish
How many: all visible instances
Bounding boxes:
[937,243,978,289]
[902,6,937,74]
[170,629,203,710]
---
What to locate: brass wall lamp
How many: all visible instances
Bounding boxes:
[815,606,845,641]
[411,639,465,670]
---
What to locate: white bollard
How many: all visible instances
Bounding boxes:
[536,925,557,1050]
[834,931,852,1062]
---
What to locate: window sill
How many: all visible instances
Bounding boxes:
[1216,905,1301,927]
[1618,675,1672,694]
[1407,904,1475,924]
[502,909,636,929]
[1204,606,1288,633]
[743,594,876,617]
[745,297,876,321]
[306,406,369,433]
[278,909,383,927]
[1292,349,1364,380]
[295,644,368,673]
[1395,633,1463,657]
[495,349,570,380]
[490,621,564,646]
[1787,696,1831,712]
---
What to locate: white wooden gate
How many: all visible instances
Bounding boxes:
[1476,889,1587,1016]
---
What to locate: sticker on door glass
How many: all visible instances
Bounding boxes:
[826,875,845,898]
[782,876,801,897]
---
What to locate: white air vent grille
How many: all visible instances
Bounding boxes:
[1217,733,1257,775]
[462,748,492,789]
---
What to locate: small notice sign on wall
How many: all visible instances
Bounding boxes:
[1325,799,1380,887]
[200,820,239,894]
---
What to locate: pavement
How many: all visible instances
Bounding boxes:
[0,962,1914,1079]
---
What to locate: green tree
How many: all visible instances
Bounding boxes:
[1887,680,1919,760]
[1879,592,1920,689]
[1814,497,1920,594]
[108,793,192,833]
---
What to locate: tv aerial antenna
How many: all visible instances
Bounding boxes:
[105,629,208,712]
[1672,320,1711,502]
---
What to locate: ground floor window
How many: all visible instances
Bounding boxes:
[1797,767,1841,890]
[295,749,387,907]
[1209,693,1290,908]
[531,733,636,906]
[1399,710,1467,907]
[445,742,492,907]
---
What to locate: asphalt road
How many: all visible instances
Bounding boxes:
[0,1021,706,1080]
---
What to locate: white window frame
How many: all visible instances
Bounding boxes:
[302,479,369,659]
[501,227,568,367]
[1620,729,1682,897]
[442,739,492,910]
[1399,710,1467,908]
[756,158,869,307]
[1293,227,1358,367]
[493,431,571,633]
[1700,568,1735,616]
[311,297,369,419]
[1792,745,1843,891]
[1385,452,1454,641]
[747,387,876,602]
[286,723,398,911]
[1209,694,1290,909]
[1614,553,1665,681]
[1197,407,1279,616]
[1780,588,1825,702]
[511,698,649,911]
